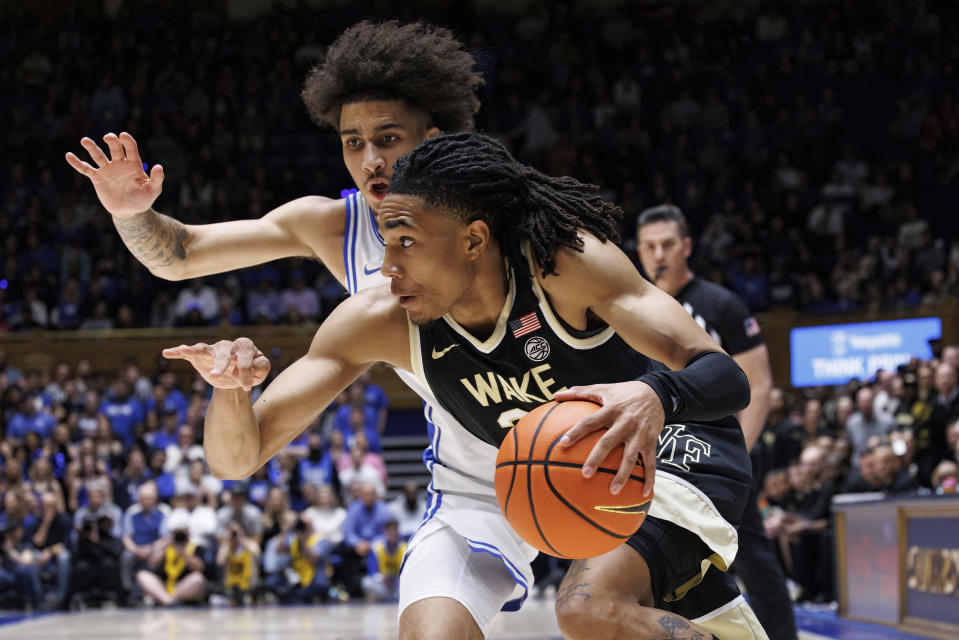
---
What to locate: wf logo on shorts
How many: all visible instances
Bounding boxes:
[657,424,712,472]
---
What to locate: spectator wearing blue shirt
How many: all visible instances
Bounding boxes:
[342,483,392,546]
[298,432,333,489]
[362,518,406,602]
[334,382,384,441]
[120,481,168,596]
[145,389,187,426]
[334,405,382,453]
[147,449,176,503]
[6,393,56,441]
[336,482,392,598]
[247,465,271,507]
[147,409,181,454]
[153,372,189,423]
[98,380,143,448]
[358,372,389,434]
[245,276,282,324]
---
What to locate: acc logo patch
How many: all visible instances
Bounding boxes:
[524,336,550,362]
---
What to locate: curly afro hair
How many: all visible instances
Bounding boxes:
[301,20,483,132]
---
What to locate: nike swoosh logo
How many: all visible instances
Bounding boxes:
[593,502,652,515]
[363,264,381,275]
[431,344,460,359]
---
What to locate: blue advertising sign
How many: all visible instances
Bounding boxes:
[790,317,942,387]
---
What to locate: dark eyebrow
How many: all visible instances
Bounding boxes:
[383,217,413,230]
[339,123,407,137]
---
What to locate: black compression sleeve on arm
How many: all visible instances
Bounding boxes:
[638,350,750,423]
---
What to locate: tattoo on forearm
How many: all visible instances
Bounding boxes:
[114,209,189,269]
[656,614,707,639]
[555,559,592,608]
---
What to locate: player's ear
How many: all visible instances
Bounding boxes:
[682,236,692,258]
[465,219,490,259]
[424,126,441,140]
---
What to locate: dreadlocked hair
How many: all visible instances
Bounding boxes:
[301,20,482,132]
[388,132,623,277]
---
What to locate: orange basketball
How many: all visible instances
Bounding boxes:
[494,400,651,559]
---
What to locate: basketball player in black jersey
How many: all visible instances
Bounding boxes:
[165,133,766,639]
[637,205,797,640]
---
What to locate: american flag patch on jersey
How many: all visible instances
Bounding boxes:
[743,316,761,337]
[509,311,541,338]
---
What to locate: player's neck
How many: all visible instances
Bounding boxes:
[448,247,509,340]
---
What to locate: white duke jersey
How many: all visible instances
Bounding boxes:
[344,192,537,609]
[343,191,497,498]
[343,191,388,294]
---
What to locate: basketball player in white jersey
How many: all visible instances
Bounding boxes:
[67,20,541,637]
[164,132,767,639]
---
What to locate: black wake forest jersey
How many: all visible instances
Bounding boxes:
[412,262,752,532]
[418,267,657,448]
[674,278,763,357]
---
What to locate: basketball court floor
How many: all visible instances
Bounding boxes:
[0,601,935,640]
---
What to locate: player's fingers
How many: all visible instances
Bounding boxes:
[80,137,110,167]
[161,345,189,360]
[65,152,96,176]
[639,439,657,498]
[609,439,644,495]
[235,340,256,391]
[252,355,271,383]
[210,341,236,376]
[148,164,164,191]
[119,132,142,166]
[103,132,125,162]
[559,406,608,447]
[166,342,213,362]
[580,428,620,478]
[553,384,607,404]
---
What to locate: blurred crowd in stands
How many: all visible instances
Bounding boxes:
[0,348,428,610]
[755,344,959,603]
[0,343,956,609]
[1,0,958,614]
[2,0,959,332]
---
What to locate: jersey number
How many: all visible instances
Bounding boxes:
[497,408,529,429]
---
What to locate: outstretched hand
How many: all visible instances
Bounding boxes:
[554,380,664,497]
[65,132,164,218]
[163,338,270,391]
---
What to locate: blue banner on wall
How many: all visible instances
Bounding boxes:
[790,317,942,387]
